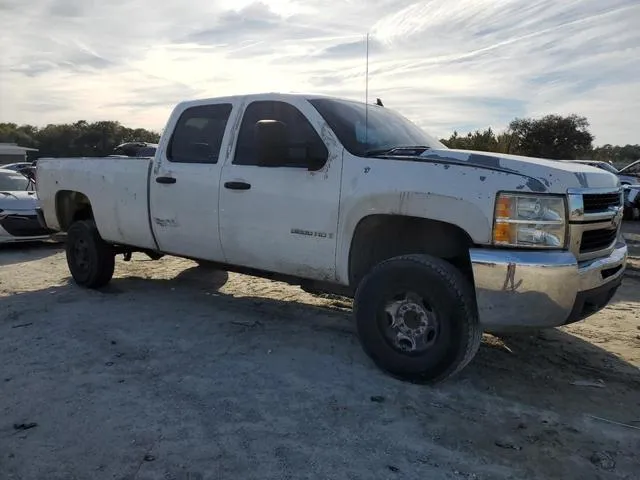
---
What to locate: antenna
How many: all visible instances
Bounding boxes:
[365,32,369,146]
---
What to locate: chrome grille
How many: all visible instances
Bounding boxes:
[567,187,623,261]
[582,193,621,213]
[579,228,618,254]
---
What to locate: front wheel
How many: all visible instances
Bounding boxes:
[354,254,482,383]
[66,220,115,288]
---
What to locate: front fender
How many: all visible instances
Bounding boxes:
[335,156,547,284]
[335,192,490,284]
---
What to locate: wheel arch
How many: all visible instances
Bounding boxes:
[335,192,491,285]
[347,214,476,289]
[55,190,94,232]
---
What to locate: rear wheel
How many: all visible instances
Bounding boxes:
[354,254,482,383]
[66,220,115,288]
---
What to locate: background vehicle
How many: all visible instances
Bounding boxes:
[0,168,52,243]
[2,162,32,172]
[35,93,627,383]
[623,184,640,220]
[568,160,639,185]
[617,159,640,184]
[110,142,158,158]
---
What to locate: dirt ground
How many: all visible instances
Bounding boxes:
[1,236,639,480]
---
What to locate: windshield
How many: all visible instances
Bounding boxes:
[308,98,446,157]
[0,171,30,191]
[597,163,619,174]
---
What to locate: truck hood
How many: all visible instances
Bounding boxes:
[0,190,39,211]
[419,149,620,193]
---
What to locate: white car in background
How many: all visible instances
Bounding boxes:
[0,168,53,243]
[2,162,33,172]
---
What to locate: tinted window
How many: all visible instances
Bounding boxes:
[112,143,157,157]
[234,101,327,167]
[168,104,233,163]
[309,98,445,157]
[137,146,156,157]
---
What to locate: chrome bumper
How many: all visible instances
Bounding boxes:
[470,242,627,329]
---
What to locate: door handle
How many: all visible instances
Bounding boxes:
[156,176,176,184]
[224,181,251,190]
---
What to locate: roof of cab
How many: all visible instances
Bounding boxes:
[175,92,364,109]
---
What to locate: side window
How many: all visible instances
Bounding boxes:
[233,101,328,167]
[167,104,233,164]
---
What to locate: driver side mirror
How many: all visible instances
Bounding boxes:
[255,119,288,167]
[304,143,328,172]
[254,119,328,170]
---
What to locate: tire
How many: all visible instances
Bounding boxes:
[354,254,482,383]
[65,220,115,288]
[195,260,217,269]
[145,252,164,261]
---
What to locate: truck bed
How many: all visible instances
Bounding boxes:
[36,157,157,250]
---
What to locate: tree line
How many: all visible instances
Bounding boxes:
[1,114,638,165]
[440,114,639,166]
[0,121,161,159]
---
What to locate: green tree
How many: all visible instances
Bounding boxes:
[507,114,594,160]
[441,128,506,153]
[593,144,640,165]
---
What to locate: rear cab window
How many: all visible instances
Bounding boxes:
[168,104,233,164]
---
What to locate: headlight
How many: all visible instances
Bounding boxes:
[493,193,566,248]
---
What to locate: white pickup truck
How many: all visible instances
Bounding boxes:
[35,93,627,383]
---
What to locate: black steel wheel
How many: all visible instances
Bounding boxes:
[66,220,115,288]
[354,254,482,383]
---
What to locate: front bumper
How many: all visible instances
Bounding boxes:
[0,210,54,238]
[470,242,627,329]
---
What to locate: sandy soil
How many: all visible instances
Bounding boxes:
[0,240,639,480]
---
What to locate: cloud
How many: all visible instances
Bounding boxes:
[0,0,638,145]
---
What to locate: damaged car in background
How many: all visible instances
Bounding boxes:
[0,168,53,244]
[568,160,639,186]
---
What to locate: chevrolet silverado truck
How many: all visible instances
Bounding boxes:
[35,93,627,383]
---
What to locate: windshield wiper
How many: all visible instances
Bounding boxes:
[363,148,395,157]
[364,145,431,157]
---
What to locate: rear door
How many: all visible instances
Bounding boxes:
[149,100,238,260]
[218,97,343,281]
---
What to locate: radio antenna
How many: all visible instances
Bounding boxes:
[364,32,370,146]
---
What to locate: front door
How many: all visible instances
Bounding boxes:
[218,97,342,281]
[149,100,238,260]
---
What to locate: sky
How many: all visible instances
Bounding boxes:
[0,0,638,145]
